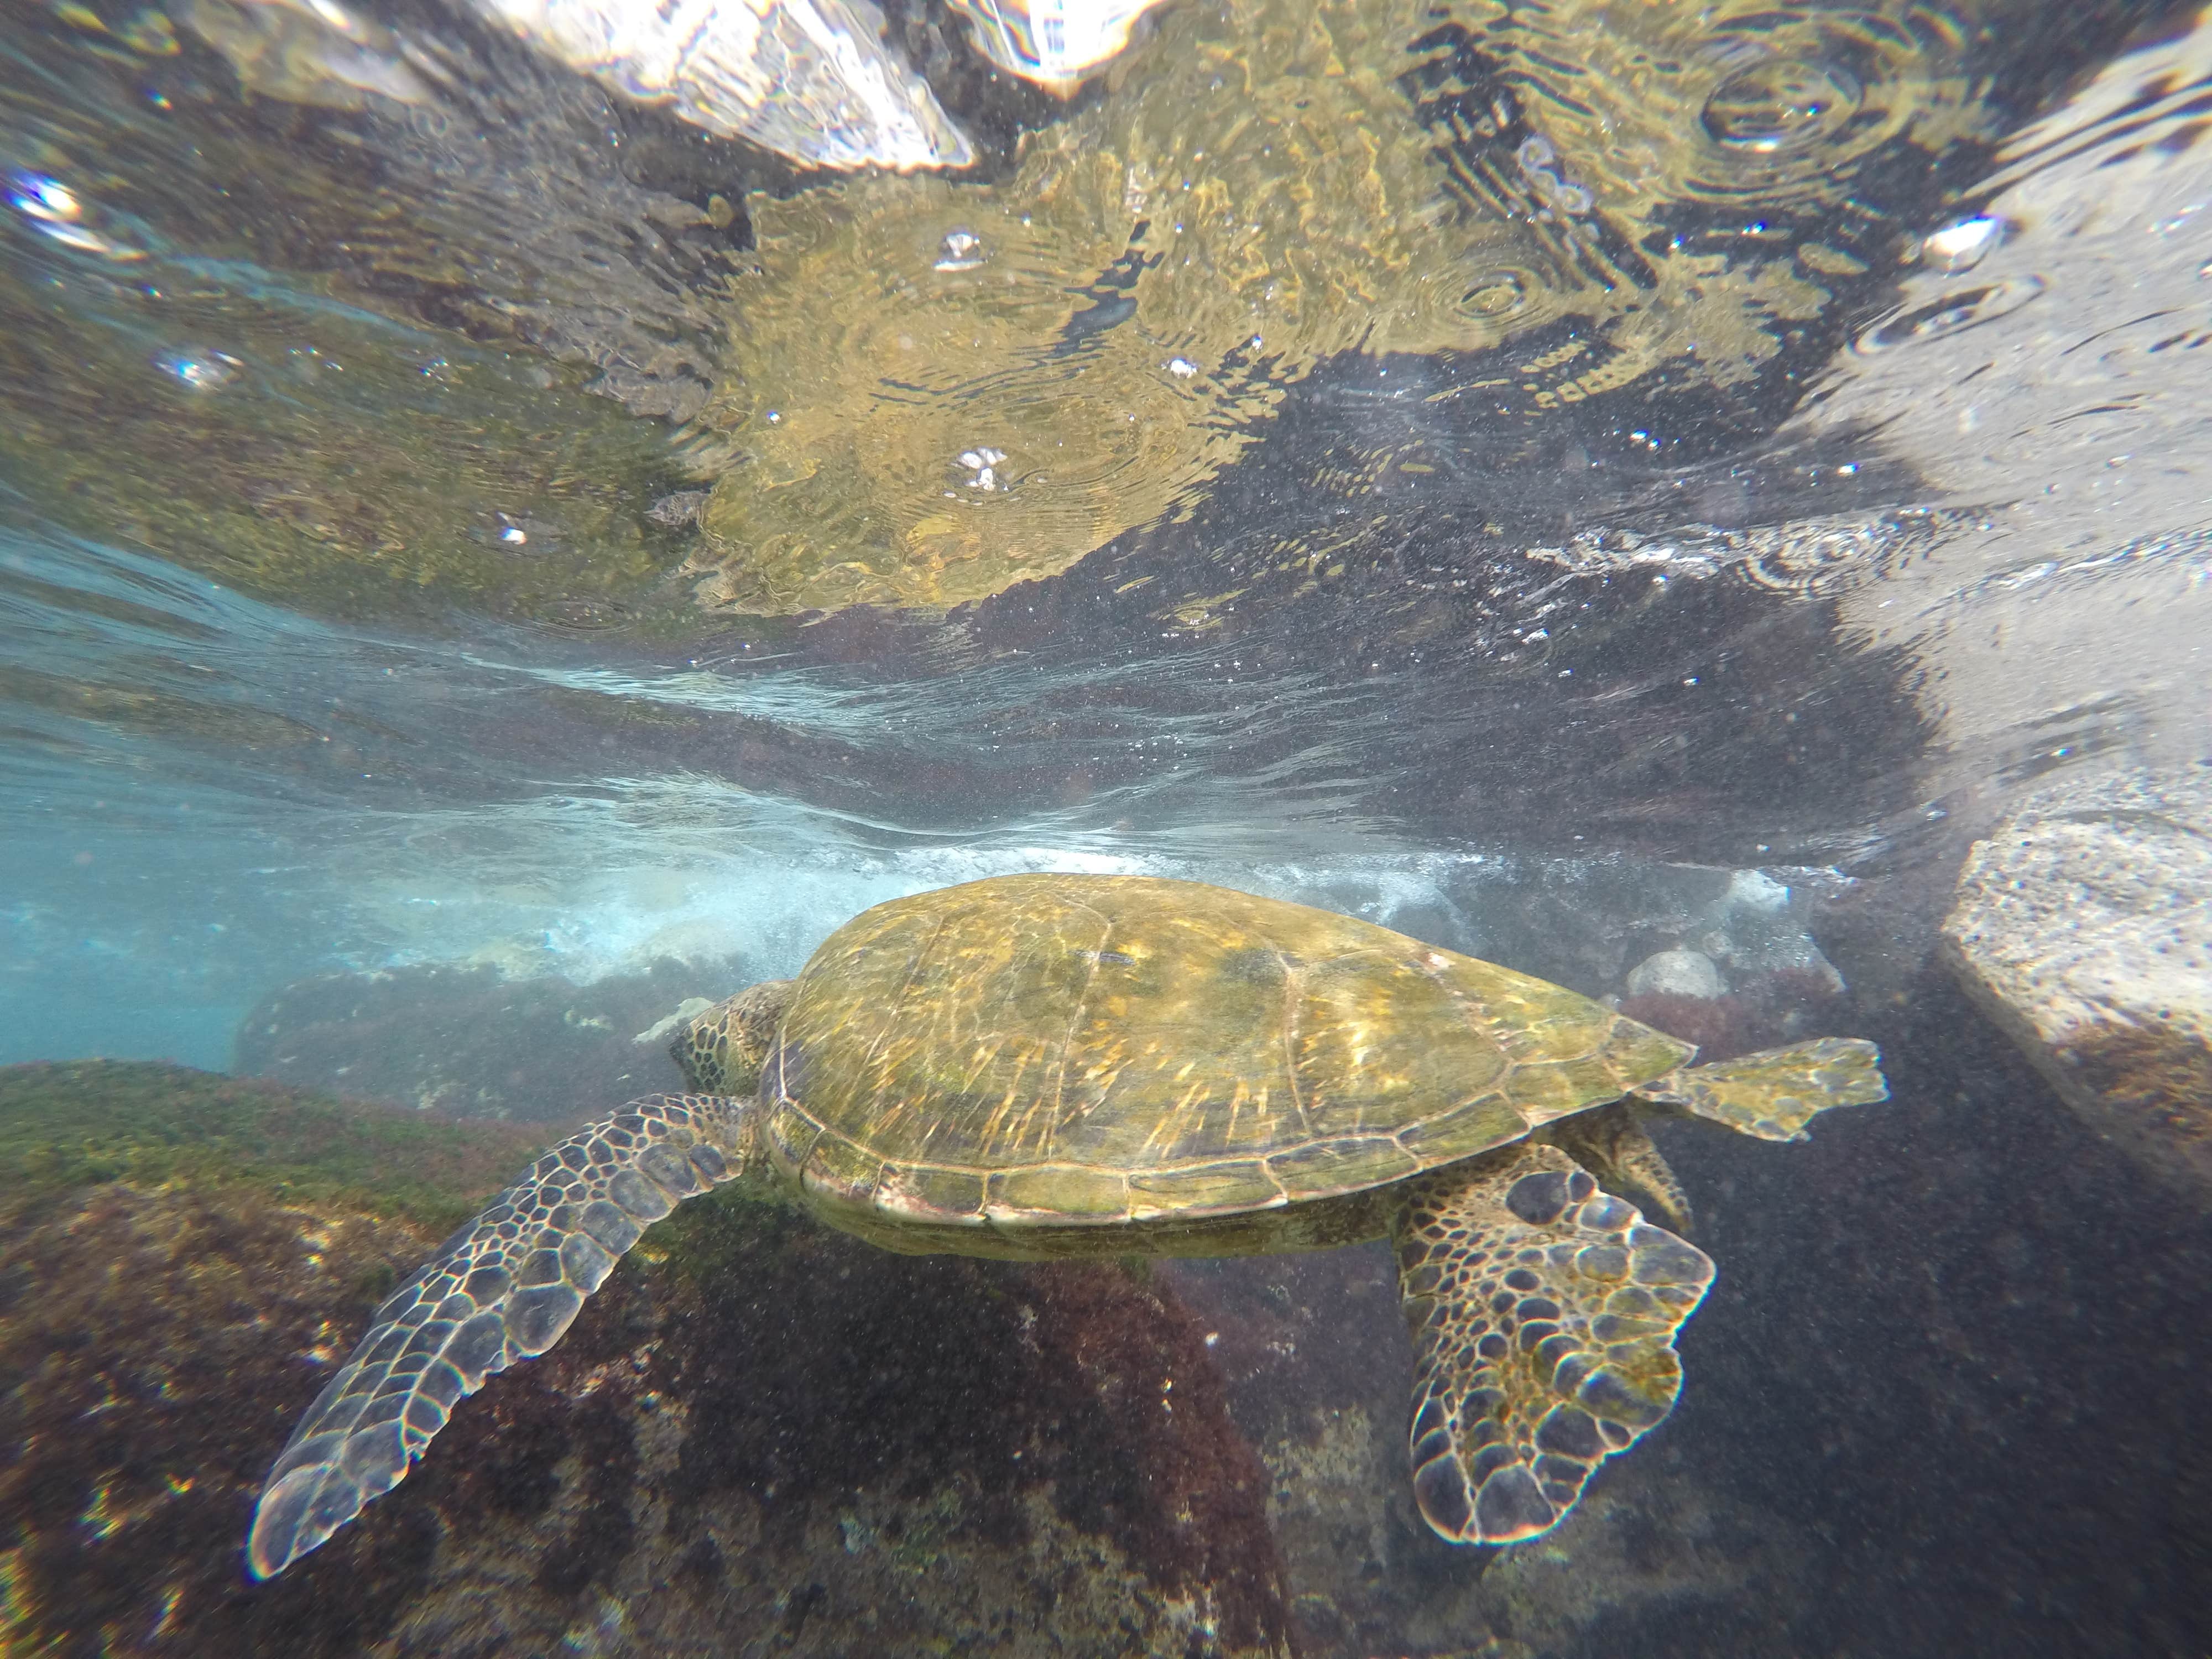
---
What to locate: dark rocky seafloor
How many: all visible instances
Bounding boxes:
[0,1062,1291,1658]
[6,948,2212,1659]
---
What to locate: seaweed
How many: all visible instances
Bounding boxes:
[0,1060,546,1232]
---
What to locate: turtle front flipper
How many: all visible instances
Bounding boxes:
[1392,1142,1714,1547]
[247,1093,751,1579]
[1631,1036,1888,1142]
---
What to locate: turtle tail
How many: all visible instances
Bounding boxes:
[246,1093,751,1579]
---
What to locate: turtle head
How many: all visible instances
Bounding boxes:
[671,979,795,1094]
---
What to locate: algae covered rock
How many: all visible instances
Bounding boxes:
[0,1061,1289,1657]
[1942,767,2212,1198]
[0,1062,547,1658]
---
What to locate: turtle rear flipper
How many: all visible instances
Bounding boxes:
[1632,1036,1888,1143]
[247,1094,750,1579]
[1392,1142,1714,1547]
[1545,1103,1694,1233]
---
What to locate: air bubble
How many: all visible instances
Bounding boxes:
[1923,216,2003,274]
[1700,56,1863,155]
[155,350,242,390]
[934,229,986,272]
[1853,276,2046,353]
[1515,136,1594,217]
[956,447,1011,493]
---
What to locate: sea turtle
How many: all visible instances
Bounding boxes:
[248,873,1888,1578]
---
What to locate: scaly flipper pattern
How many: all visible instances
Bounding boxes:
[247,1094,749,1579]
[1545,1103,1694,1233]
[1392,1142,1714,1546]
[669,980,791,1093]
[1634,1036,1888,1142]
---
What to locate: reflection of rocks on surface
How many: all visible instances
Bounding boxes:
[4,2,739,628]
[1942,766,2212,1197]
[0,1062,1288,1658]
[467,0,976,170]
[687,0,1986,617]
[947,0,1171,87]
[232,961,737,1128]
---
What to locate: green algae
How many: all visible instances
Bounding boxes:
[0,1060,547,1233]
[627,1166,800,1288]
[0,1056,790,1285]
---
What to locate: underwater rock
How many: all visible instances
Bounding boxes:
[232,960,733,1128]
[1454,1467,1821,1656]
[1684,965,2212,1658]
[1161,1248,1405,1443]
[1624,948,1728,1001]
[1164,1245,1824,1659]
[1615,968,1854,1066]
[1942,766,2212,1197]
[0,1061,1289,1657]
[0,1061,546,1657]
[1406,857,1850,1022]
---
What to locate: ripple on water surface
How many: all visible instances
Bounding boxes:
[678,0,2002,615]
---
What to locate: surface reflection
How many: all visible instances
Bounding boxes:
[1,3,2209,1655]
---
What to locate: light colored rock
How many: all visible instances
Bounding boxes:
[1943,768,2212,1195]
[1624,948,1728,1001]
[1722,869,1792,916]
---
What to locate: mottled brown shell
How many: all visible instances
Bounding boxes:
[755,874,1693,1230]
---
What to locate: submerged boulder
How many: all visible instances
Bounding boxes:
[0,1061,1289,1657]
[1624,948,1728,1001]
[1942,768,2212,1197]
